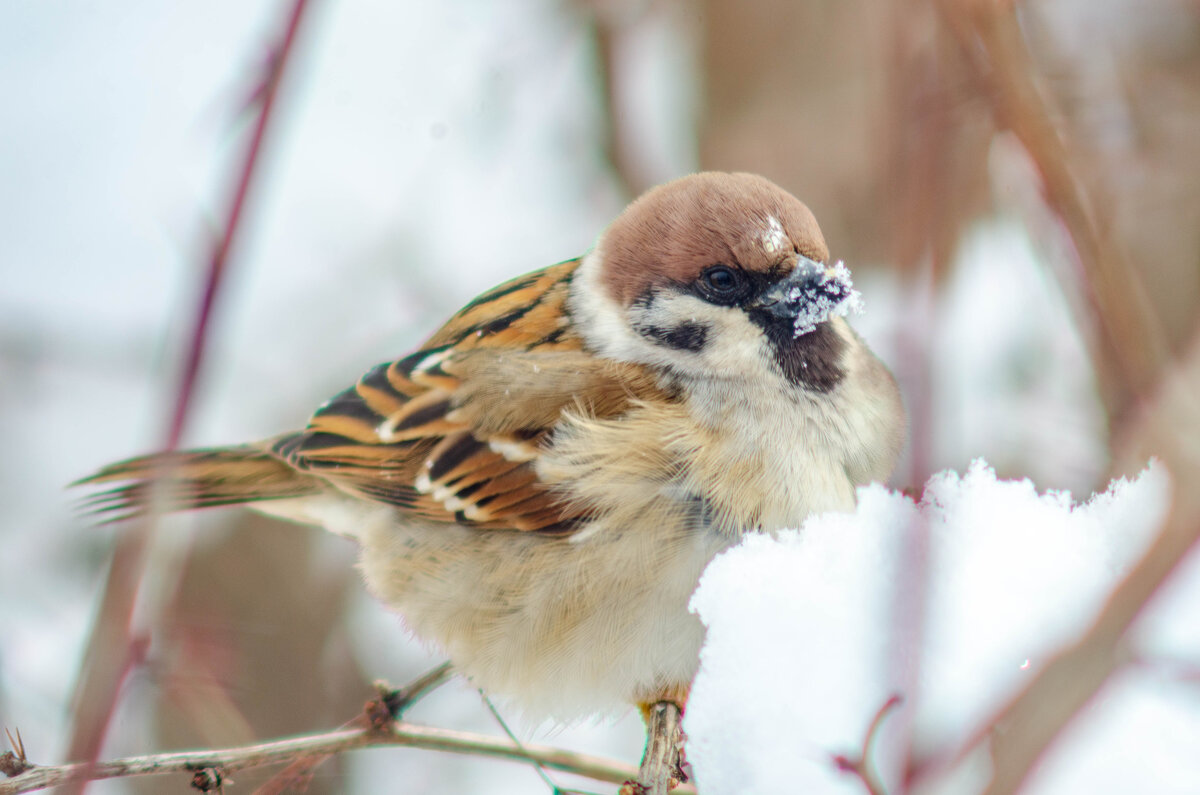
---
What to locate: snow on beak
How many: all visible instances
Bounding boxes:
[753,255,863,337]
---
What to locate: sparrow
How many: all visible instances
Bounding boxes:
[79,172,905,720]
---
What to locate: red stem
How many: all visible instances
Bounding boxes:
[63,0,315,785]
[167,0,311,451]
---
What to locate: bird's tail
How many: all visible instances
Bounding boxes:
[74,444,323,521]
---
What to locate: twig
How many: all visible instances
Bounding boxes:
[477,688,566,793]
[932,0,1168,418]
[252,663,455,794]
[833,694,904,795]
[61,0,315,784]
[912,5,1200,794]
[584,0,651,201]
[909,397,1200,793]
[1,729,29,779]
[1,719,692,795]
[975,517,1200,795]
[621,701,684,795]
[167,0,313,449]
[377,662,457,718]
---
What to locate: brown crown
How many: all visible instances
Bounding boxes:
[597,172,829,306]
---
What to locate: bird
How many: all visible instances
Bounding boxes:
[78,171,906,722]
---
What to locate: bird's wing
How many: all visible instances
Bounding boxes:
[270,258,665,533]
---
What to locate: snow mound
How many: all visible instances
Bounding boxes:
[685,460,1185,794]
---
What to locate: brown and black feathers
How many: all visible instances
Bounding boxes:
[78,258,665,533]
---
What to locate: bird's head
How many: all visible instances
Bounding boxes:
[572,172,863,393]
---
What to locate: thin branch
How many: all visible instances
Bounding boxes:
[62,0,316,782]
[1,729,29,780]
[899,322,1200,794]
[477,688,564,793]
[621,701,685,795]
[585,1,647,201]
[834,694,904,795]
[931,405,1200,787]
[976,519,1200,795]
[167,0,312,449]
[914,4,1200,793]
[1,720,702,795]
[252,663,455,794]
[1,669,698,795]
[932,0,1168,418]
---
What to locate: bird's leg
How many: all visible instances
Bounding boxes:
[639,701,684,794]
[622,687,688,795]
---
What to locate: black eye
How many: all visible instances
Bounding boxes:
[698,265,746,304]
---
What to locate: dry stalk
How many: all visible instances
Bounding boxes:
[932,0,1168,417]
[833,694,903,795]
[910,296,1200,794]
[0,721,693,795]
[908,4,1200,793]
[4,664,696,795]
[620,701,685,795]
[61,1,317,788]
[252,663,455,795]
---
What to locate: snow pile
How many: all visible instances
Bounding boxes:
[685,460,1193,794]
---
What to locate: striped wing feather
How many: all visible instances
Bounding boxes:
[271,258,664,533]
[80,259,666,532]
[78,446,324,522]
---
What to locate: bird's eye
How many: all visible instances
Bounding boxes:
[698,265,746,304]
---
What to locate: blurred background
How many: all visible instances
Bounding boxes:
[1,0,1197,792]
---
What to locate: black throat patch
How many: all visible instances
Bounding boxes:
[747,309,846,392]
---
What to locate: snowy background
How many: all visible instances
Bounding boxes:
[2,0,1199,793]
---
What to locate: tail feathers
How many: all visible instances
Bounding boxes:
[74,445,324,522]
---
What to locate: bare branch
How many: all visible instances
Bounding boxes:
[1,729,30,779]
[584,0,651,201]
[932,0,1169,417]
[910,5,1200,790]
[4,666,697,794]
[908,334,1200,792]
[166,0,314,449]
[621,701,685,795]
[252,663,455,794]
[62,0,318,785]
[834,694,903,795]
[0,719,696,795]
[1130,654,1200,689]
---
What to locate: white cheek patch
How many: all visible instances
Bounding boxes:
[634,292,773,376]
[569,250,775,381]
[761,215,787,256]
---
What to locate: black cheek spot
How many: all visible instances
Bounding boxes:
[635,321,709,353]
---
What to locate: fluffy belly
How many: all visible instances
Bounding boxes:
[262,494,733,718]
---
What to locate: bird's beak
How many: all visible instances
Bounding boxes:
[752,255,860,337]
